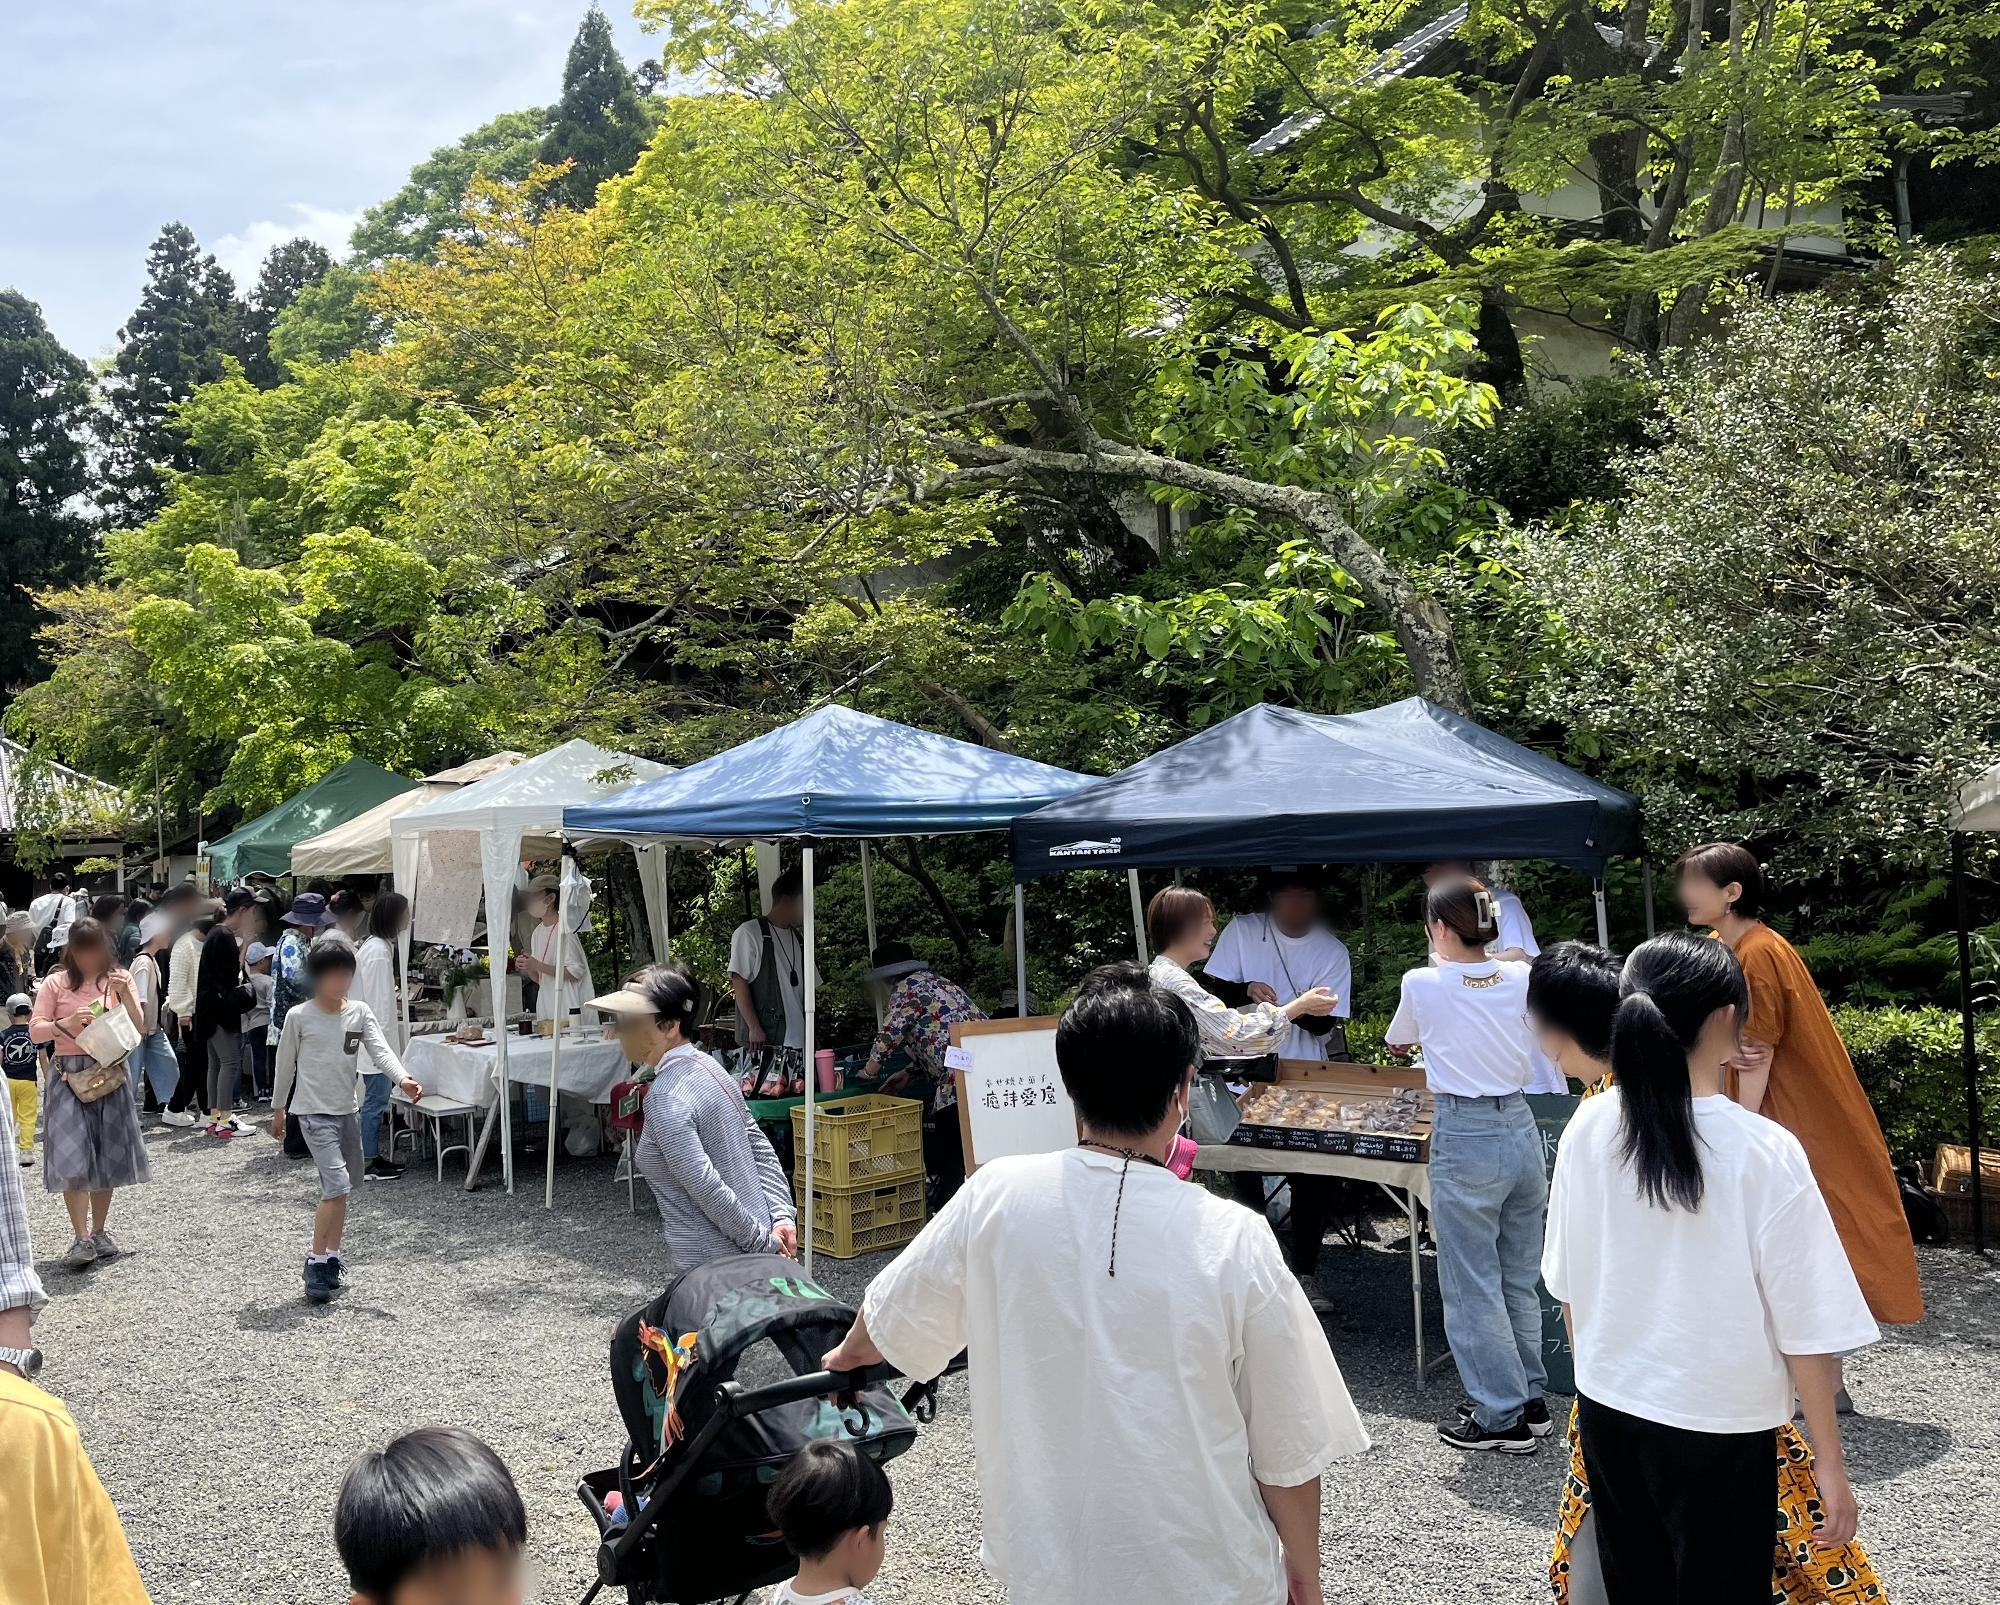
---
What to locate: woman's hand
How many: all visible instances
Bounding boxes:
[270,1109,286,1141]
[1284,987,1339,1020]
[1245,981,1280,1005]
[1730,1039,1773,1074]
[400,1077,424,1103]
[1813,1464,1859,1549]
[772,1220,799,1258]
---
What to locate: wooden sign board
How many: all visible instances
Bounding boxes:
[949,1016,1075,1174]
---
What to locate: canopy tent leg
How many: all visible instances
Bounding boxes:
[546,851,572,1211]
[802,845,818,1274]
[1592,879,1609,949]
[1642,853,1657,939]
[1954,833,1986,1255]
[485,848,520,1194]
[860,842,881,1026]
[1013,883,1028,1018]
[1128,870,1149,964]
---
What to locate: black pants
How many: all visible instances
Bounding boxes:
[924,1108,966,1210]
[1576,1394,1776,1604]
[1228,1172,1336,1278]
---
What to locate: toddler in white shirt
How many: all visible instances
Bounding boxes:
[766,1438,893,1605]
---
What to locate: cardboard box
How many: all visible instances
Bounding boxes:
[1228,1064,1433,1164]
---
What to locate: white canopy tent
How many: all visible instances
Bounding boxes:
[290,752,525,878]
[390,739,671,1202]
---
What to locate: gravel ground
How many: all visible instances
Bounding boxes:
[19,1119,2000,1604]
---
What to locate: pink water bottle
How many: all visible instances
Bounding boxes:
[814,1049,840,1092]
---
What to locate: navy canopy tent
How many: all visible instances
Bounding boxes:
[565,704,1090,840]
[1012,698,1644,942]
[566,704,1093,1270]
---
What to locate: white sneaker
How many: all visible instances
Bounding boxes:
[161,1109,197,1127]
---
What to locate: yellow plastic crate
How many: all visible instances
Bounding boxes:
[806,1175,928,1259]
[791,1094,923,1190]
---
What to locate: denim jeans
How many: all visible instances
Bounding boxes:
[128,1029,180,1106]
[359,1071,393,1163]
[1430,1091,1549,1430]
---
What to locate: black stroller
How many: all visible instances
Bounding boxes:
[577,1252,943,1605]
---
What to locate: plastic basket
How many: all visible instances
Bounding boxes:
[806,1175,927,1259]
[790,1094,923,1190]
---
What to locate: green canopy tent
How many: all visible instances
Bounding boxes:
[206,759,417,883]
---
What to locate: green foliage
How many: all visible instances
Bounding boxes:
[540,7,654,210]
[0,290,94,689]
[236,238,334,388]
[349,108,552,265]
[1446,378,1657,527]
[1833,1004,2000,1172]
[100,223,243,524]
[269,266,382,368]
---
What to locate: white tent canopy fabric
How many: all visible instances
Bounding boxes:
[290,752,525,878]
[389,739,672,1200]
[1951,763,2000,833]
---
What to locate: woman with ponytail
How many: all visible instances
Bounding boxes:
[1385,876,1557,1454]
[1543,934,1878,1604]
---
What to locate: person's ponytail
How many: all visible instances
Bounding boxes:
[1609,932,1749,1212]
[1609,990,1704,1211]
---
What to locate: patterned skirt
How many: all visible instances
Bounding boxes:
[42,1054,152,1193]
[1550,1402,1886,1603]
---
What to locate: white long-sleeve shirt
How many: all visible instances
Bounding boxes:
[527,920,593,1021]
[353,936,400,1052]
[164,928,202,1019]
[271,998,409,1117]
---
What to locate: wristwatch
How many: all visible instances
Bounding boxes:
[0,1345,43,1380]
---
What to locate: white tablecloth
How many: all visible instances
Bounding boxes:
[1194,1142,1431,1208]
[404,1033,632,1109]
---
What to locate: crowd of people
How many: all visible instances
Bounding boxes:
[0,835,1936,1605]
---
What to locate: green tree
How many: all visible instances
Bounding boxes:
[237,237,334,386]
[0,290,95,689]
[100,223,242,524]
[1526,248,2000,882]
[269,265,384,368]
[540,7,654,210]
[349,108,552,264]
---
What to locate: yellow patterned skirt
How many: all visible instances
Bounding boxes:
[1549,1404,1886,1602]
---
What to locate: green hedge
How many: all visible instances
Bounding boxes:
[1346,1005,1997,1173]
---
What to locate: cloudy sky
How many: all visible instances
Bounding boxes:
[1,1,658,362]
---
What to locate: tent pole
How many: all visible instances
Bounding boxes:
[1954,833,1986,1255]
[1128,870,1148,964]
[1013,883,1028,1018]
[1592,879,1609,949]
[860,842,881,1026]
[802,845,817,1274]
[546,853,569,1211]
[1642,853,1657,939]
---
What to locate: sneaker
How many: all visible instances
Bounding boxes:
[1457,1397,1555,1439]
[1297,1273,1336,1316]
[1834,1387,1856,1416]
[1438,1414,1538,1454]
[17,1152,32,1168]
[326,1254,346,1290]
[303,1257,334,1305]
[64,1235,99,1270]
[208,1122,236,1139]
[161,1109,197,1127]
[364,1157,404,1181]
[90,1229,123,1259]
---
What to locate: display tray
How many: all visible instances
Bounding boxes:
[1227,1063,1433,1164]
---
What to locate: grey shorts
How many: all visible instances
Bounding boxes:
[298,1112,363,1200]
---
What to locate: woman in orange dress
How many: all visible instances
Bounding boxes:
[1675,845,1924,1367]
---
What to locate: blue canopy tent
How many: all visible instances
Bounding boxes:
[566,704,1093,1267]
[1011,698,1647,944]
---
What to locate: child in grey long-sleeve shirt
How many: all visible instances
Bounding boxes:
[270,938,421,1304]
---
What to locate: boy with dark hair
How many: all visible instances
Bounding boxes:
[1526,942,1622,1085]
[271,938,422,1303]
[767,1438,894,1604]
[335,1426,526,1605]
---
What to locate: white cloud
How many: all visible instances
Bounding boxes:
[210,202,364,291]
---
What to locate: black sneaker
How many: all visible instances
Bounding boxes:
[1439,1414,1538,1454]
[363,1157,403,1181]
[326,1254,346,1290]
[1456,1396,1555,1439]
[303,1258,334,1305]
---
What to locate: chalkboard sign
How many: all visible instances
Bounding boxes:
[1526,1091,1581,1396]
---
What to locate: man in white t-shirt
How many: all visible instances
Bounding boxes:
[25,873,71,938]
[822,962,1370,1605]
[727,867,812,1052]
[1204,870,1352,1061]
[1423,861,1539,961]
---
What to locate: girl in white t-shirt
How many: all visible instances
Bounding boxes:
[1543,933,1876,1602]
[1385,876,1551,1453]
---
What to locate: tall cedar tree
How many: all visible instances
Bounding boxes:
[237,238,334,387]
[540,8,651,210]
[0,290,94,689]
[101,223,241,524]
